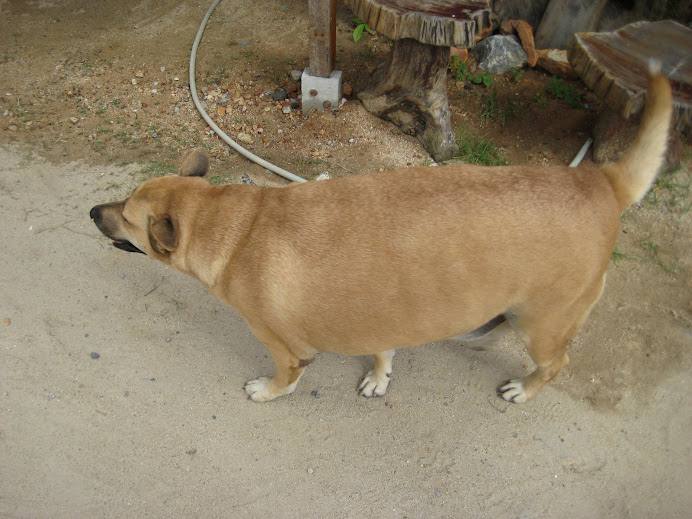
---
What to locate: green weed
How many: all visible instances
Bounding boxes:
[481,88,517,126]
[455,126,508,166]
[533,92,547,108]
[449,57,492,87]
[510,68,525,82]
[546,76,585,108]
[353,18,375,42]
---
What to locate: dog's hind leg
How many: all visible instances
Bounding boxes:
[358,349,396,397]
[244,335,315,402]
[500,275,606,403]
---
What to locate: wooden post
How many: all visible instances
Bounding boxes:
[308,0,336,78]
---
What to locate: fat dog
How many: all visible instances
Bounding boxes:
[91,63,672,403]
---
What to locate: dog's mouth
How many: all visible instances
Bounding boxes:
[112,240,145,254]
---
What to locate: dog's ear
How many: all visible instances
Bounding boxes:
[178,148,209,177]
[148,216,177,254]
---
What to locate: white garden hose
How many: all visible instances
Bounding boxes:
[190,0,307,183]
[569,137,593,167]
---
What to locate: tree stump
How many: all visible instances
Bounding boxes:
[358,39,457,160]
[344,0,491,161]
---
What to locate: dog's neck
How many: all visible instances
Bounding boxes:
[169,184,262,290]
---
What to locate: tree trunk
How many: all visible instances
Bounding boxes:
[358,39,459,161]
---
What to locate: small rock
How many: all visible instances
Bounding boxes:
[290,70,303,82]
[536,49,579,80]
[135,70,144,78]
[241,173,256,185]
[236,132,253,145]
[69,117,78,124]
[307,467,314,474]
[282,105,291,114]
[160,66,166,72]
[131,78,138,85]
[315,173,330,181]
[239,40,249,46]
[311,389,321,397]
[90,352,100,359]
[8,124,17,132]
[272,88,288,101]
[471,35,527,74]
[342,83,352,97]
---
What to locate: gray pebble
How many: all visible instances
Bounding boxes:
[272,88,288,101]
[90,352,100,359]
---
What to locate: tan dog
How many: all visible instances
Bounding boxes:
[91,63,672,403]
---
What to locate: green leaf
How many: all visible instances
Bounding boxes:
[353,24,365,42]
[482,75,492,87]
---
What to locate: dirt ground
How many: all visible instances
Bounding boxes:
[1,1,691,518]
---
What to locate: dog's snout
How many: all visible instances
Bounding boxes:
[89,206,99,221]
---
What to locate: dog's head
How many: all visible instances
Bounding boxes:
[90,148,209,259]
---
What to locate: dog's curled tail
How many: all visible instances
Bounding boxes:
[606,60,673,210]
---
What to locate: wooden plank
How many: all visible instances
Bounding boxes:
[308,0,335,77]
[568,20,692,132]
[344,0,490,47]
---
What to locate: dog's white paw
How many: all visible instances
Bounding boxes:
[244,377,277,402]
[358,370,390,398]
[499,380,528,403]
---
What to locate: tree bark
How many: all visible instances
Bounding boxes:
[358,39,459,161]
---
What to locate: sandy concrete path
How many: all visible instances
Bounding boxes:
[1,145,690,518]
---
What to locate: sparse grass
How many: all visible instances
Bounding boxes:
[534,93,547,108]
[645,167,691,212]
[481,88,517,126]
[454,126,508,166]
[638,240,684,276]
[611,248,637,263]
[546,76,585,109]
[140,160,176,178]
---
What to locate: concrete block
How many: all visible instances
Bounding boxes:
[301,68,342,113]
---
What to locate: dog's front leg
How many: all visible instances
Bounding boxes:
[358,349,395,397]
[244,338,314,402]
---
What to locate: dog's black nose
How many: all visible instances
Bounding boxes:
[90,206,99,221]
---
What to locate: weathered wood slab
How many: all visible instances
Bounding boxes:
[343,0,491,47]
[568,20,692,133]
